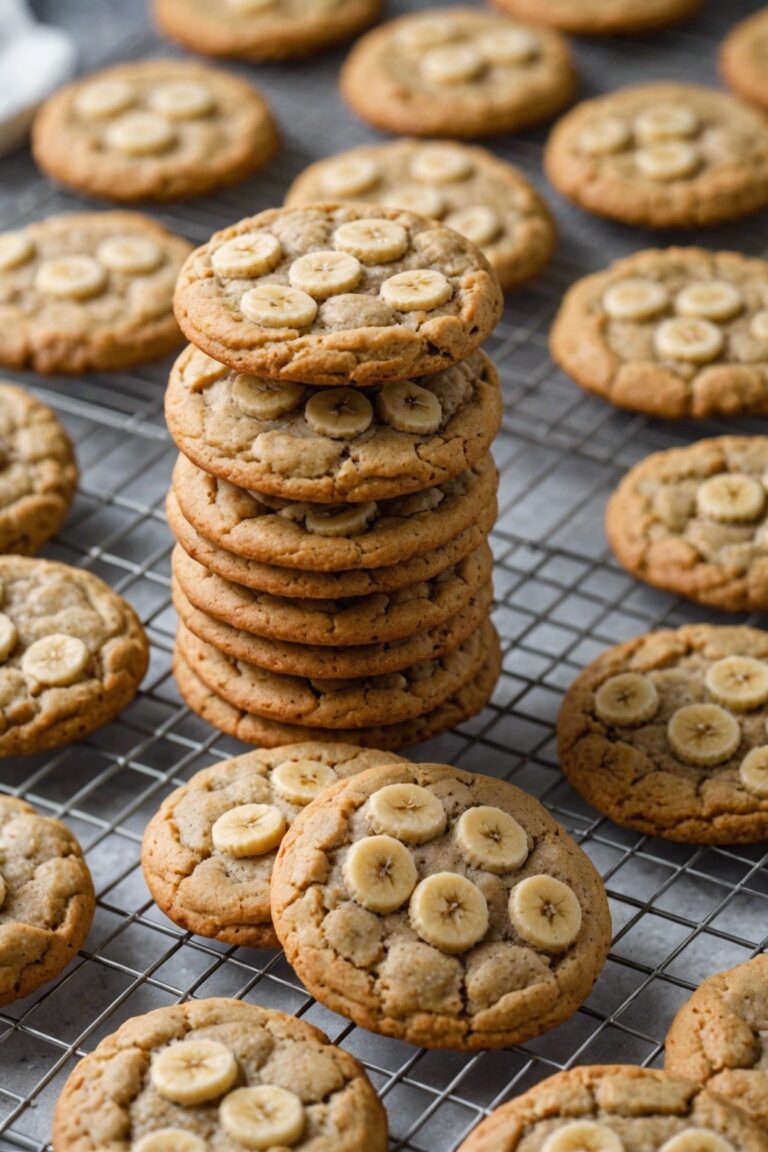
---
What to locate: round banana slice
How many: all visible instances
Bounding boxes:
[0,872,6,910]
[445,206,501,247]
[658,1132,735,1152]
[21,634,90,688]
[602,278,669,321]
[304,502,378,537]
[667,703,741,767]
[635,141,701,182]
[380,269,452,312]
[739,746,768,798]
[319,156,380,198]
[212,803,286,857]
[377,379,443,435]
[696,474,765,523]
[421,44,485,86]
[240,284,318,328]
[105,112,177,156]
[654,317,724,363]
[409,872,489,954]
[455,805,528,873]
[675,281,743,322]
[366,782,447,844]
[576,116,631,156]
[409,146,473,184]
[133,1131,208,1152]
[750,310,768,343]
[634,104,700,143]
[594,673,659,727]
[704,655,768,711]
[288,250,361,300]
[35,256,107,301]
[232,375,305,420]
[382,186,447,218]
[74,78,135,120]
[150,1039,238,1105]
[478,27,539,65]
[333,219,409,265]
[219,1084,306,1149]
[212,233,283,279]
[304,387,374,438]
[0,614,17,663]
[343,834,418,913]
[149,81,215,120]
[396,16,459,52]
[0,231,34,273]
[97,235,163,275]
[542,1120,624,1152]
[229,0,278,10]
[271,759,337,805]
[509,874,582,952]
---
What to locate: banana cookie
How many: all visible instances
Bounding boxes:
[52,998,387,1151]
[665,954,768,1128]
[142,743,405,947]
[173,204,503,386]
[0,556,148,756]
[558,624,768,844]
[551,248,768,419]
[0,383,76,554]
[340,8,575,139]
[455,1065,768,1152]
[154,0,380,61]
[606,436,768,613]
[0,797,94,1008]
[270,761,610,1049]
[33,59,278,203]
[720,8,768,113]
[0,212,191,374]
[285,140,556,292]
[544,84,768,228]
[490,0,702,35]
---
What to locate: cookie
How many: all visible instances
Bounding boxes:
[0,382,77,553]
[551,248,768,419]
[285,139,556,292]
[142,743,405,947]
[0,797,94,1008]
[169,450,497,577]
[544,83,768,228]
[32,59,278,203]
[173,571,492,677]
[270,761,610,1049]
[166,344,502,503]
[0,211,191,374]
[173,630,500,748]
[557,624,768,844]
[490,0,702,35]
[455,1064,768,1152]
[720,8,768,113]
[154,0,380,61]
[339,8,576,139]
[173,204,503,386]
[52,998,387,1152]
[606,436,768,613]
[0,556,148,756]
[665,955,768,1128]
[172,542,493,646]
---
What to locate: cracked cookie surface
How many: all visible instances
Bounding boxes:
[720,8,768,113]
[490,0,702,34]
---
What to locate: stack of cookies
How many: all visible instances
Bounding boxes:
[165,203,505,749]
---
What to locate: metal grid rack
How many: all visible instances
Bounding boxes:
[1,1,768,1148]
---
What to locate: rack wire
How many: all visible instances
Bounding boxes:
[1,1,768,1148]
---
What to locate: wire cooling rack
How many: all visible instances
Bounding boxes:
[1,1,768,1148]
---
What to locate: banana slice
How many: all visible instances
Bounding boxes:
[343,834,418,913]
[333,219,409,265]
[396,16,459,53]
[133,1131,208,1152]
[509,875,582,951]
[377,380,443,435]
[750,310,768,343]
[409,872,489,954]
[0,613,17,663]
[445,206,501,247]
[21,634,89,688]
[667,703,741,767]
[478,27,539,65]
[635,141,701,181]
[211,803,286,857]
[97,235,163,275]
[304,502,378,537]
[696,474,765,523]
[240,285,318,328]
[634,104,700,143]
[658,1132,735,1152]
[271,759,337,805]
[304,387,374,438]
[576,116,631,156]
[74,78,135,120]
[654,317,724,363]
[383,187,447,219]
[288,250,361,299]
[229,0,279,10]
[421,44,485,85]
[219,1084,305,1149]
[455,805,528,873]
[602,278,669,321]
[366,782,447,844]
[35,256,106,301]
[0,872,6,910]
[0,231,34,273]
[232,375,305,420]
[409,146,473,184]
[380,269,452,312]
[212,233,283,279]
[542,1120,624,1152]
[739,746,768,798]
[319,156,380,197]
[704,656,768,711]
[149,81,215,120]
[150,1039,238,1105]
[594,673,659,727]
[675,281,743,322]
[105,112,177,156]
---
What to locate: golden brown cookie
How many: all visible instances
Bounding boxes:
[720,8,768,112]
[490,0,702,35]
